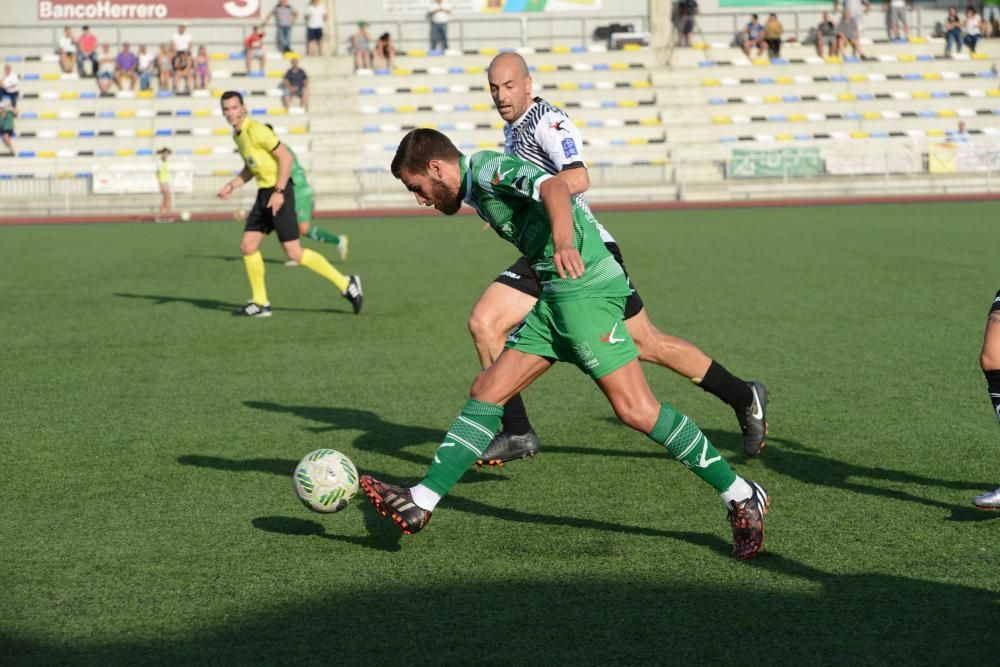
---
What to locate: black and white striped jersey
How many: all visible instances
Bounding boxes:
[503,96,615,244]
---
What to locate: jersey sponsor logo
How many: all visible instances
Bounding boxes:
[599,322,626,345]
[562,138,578,159]
[492,165,513,185]
[550,120,569,133]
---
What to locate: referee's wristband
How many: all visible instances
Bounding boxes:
[274,187,285,194]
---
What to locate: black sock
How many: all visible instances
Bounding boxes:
[502,393,532,435]
[699,360,753,412]
[986,369,1000,424]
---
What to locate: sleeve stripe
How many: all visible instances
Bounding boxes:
[531,174,552,201]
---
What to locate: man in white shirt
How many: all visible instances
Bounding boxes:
[304,0,326,56]
[428,0,451,51]
[171,23,193,55]
[1,64,19,108]
[884,0,910,41]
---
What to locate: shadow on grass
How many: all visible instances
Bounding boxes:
[114,293,342,315]
[187,254,287,265]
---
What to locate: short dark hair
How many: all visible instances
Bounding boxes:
[220,90,244,105]
[390,129,462,179]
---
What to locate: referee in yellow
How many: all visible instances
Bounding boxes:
[216,90,362,317]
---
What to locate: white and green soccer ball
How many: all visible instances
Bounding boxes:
[293,449,359,513]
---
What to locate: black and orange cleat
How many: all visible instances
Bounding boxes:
[727,481,770,560]
[475,429,541,467]
[359,474,432,535]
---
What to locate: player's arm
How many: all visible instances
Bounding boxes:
[217,166,254,199]
[268,142,294,214]
[535,112,590,196]
[539,177,583,280]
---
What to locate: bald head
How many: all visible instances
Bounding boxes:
[488,52,534,124]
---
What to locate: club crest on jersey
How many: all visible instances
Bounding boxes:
[550,120,569,133]
[561,138,578,159]
[246,156,257,169]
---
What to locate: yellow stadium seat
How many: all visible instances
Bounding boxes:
[289,126,307,134]
[788,113,806,122]
[59,92,79,99]
[622,44,641,51]
[268,108,288,115]
[213,128,230,135]
[194,108,212,116]
[848,74,867,82]
[764,95,781,103]
[479,48,498,56]
[938,109,958,117]
[631,80,651,88]
[837,93,856,101]
[537,64,557,72]
[464,66,484,74]
[775,76,793,85]
[37,150,56,158]
[912,91,931,99]
[557,82,579,90]
[627,137,648,145]
[397,105,417,113]
[58,130,75,138]
[702,78,721,86]
[412,86,431,94]
[210,52,228,60]
[618,99,638,107]
[926,129,946,136]
[471,103,491,112]
[552,46,571,54]
[639,118,662,126]
[136,129,154,137]
[775,133,793,141]
[863,111,882,120]
[712,115,732,124]
[194,147,213,155]
[391,68,413,76]
[116,149,135,157]
[609,63,628,70]
[849,131,869,139]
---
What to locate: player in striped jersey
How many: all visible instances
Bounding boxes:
[469,52,768,465]
[973,290,1000,509]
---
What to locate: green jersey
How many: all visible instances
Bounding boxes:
[287,146,312,196]
[0,110,14,133]
[461,151,629,302]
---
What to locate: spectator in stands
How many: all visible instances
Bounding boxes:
[194,45,211,90]
[816,12,840,56]
[157,147,173,220]
[951,120,972,142]
[763,13,784,58]
[137,44,155,91]
[114,42,139,91]
[264,0,298,54]
[741,14,765,56]
[675,0,699,46]
[77,26,99,77]
[837,0,871,37]
[838,8,865,57]
[0,98,16,155]
[96,44,117,95]
[304,0,327,56]
[374,32,397,70]
[428,0,452,51]
[944,6,963,53]
[964,6,984,53]
[884,0,911,41]
[58,27,77,74]
[281,57,309,109]
[983,0,1000,37]
[173,48,194,94]
[351,22,373,70]
[245,25,266,74]
[171,23,193,56]
[1,65,19,108]
[156,43,173,91]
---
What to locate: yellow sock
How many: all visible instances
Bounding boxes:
[243,251,269,305]
[299,248,349,292]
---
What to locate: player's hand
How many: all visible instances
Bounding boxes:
[217,183,233,200]
[553,243,584,280]
[267,191,285,215]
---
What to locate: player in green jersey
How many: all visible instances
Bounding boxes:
[359,129,771,560]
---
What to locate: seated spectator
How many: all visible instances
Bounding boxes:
[245,25,266,73]
[373,32,397,70]
[156,43,173,91]
[281,57,309,109]
[77,25,99,77]
[1,65,19,108]
[96,44,117,95]
[114,42,138,91]
[763,13,783,58]
[950,120,972,142]
[984,0,999,37]
[964,6,984,53]
[944,6,963,55]
[352,22,373,70]
[194,45,211,90]
[676,0,698,46]
[816,12,839,57]
[137,44,155,91]
[741,14,765,56]
[58,27,77,74]
[838,8,865,57]
[884,0,910,41]
[171,23,193,56]
[173,49,194,93]
[304,0,327,56]
[0,98,16,155]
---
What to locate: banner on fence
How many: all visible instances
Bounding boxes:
[929,141,1000,174]
[382,0,601,13]
[93,160,194,194]
[824,145,923,176]
[38,0,261,21]
[728,148,823,179]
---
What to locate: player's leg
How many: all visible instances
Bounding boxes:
[469,259,544,465]
[235,224,270,316]
[296,188,347,256]
[360,346,555,534]
[973,291,1000,509]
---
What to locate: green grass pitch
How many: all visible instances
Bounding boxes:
[1,202,998,664]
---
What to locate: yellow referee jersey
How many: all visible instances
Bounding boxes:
[234,118,281,188]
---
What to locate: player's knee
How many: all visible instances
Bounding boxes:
[611,396,658,432]
[239,240,257,256]
[467,306,502,345]
[982,349,1000,372]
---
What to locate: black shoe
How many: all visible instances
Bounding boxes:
[359,475,431,534]
[476,429,541,467]
[738,381,768,457]
[727,481,770,560]
[232,301,272,317]
[342,275,362,314]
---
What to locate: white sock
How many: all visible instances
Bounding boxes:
[721,477,753,506]
[410,484,441,511]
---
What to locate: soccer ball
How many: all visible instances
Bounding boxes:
[233,208,246,221]
[293,449,359,513]
[180,211,191,221]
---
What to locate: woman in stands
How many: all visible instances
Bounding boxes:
[58,27,77,74]
[172,48,194,94]
[963,6,984,53]
[156,43,173,92]
[373,32,396,70]
[194,45,211,90]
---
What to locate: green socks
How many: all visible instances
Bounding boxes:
[649,403,737,493]
[420,398,503,496]
[306,226,341,245]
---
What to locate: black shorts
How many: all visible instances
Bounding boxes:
[493,242,645,320]
[244,185,299,242]
[307,27,323,41]
[991,290,1000,315]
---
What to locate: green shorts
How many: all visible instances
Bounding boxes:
[505,296,639,380]
[295,186,314,224]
